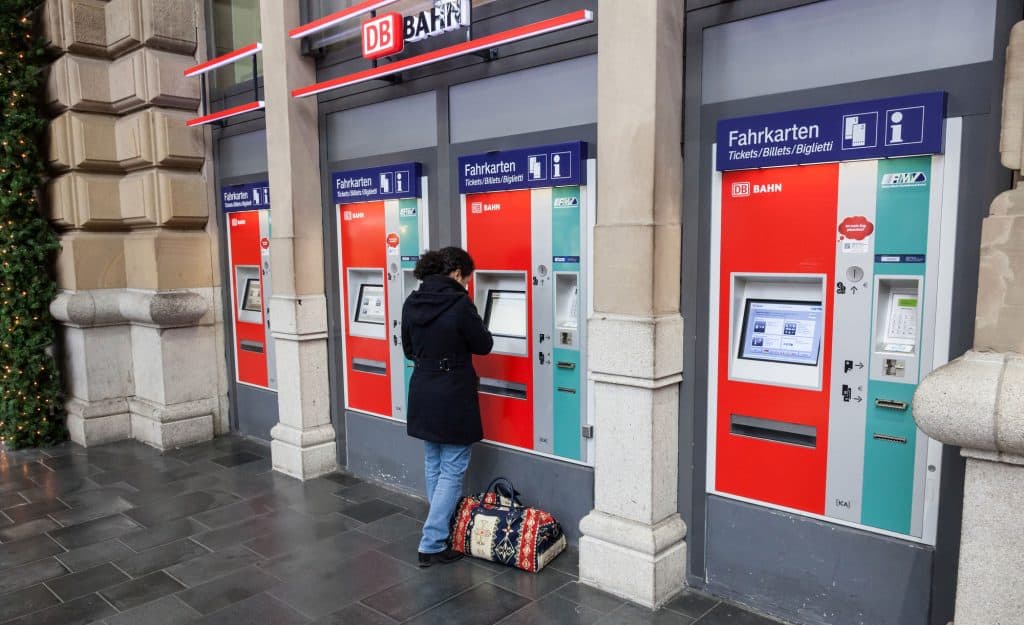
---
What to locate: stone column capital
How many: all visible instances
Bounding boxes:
[50,288,209,328]
[268,293,328,339]
[589,313,684,385]
[914,350,1024,459]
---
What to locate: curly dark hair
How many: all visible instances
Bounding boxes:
[413,246,476,280]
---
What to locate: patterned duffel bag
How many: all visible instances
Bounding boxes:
[449,477,567,573]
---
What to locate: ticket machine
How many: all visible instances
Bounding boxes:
[708,92,955,541]
[335,163,427,420]
[223,182,276,390]
[460,142,592,463]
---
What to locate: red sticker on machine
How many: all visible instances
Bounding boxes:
[386,232,400,248]
[838,216,874,240]
[260,237,270,249]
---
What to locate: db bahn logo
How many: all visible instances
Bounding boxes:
[731,181,750,197]
[362,0,470,60]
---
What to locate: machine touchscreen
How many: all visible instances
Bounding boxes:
[484,290,527,339]
[738,299,823,366]
[355,284,386,324]
[241,278,262,313]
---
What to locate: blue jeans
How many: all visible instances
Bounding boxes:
[419,442,472,554]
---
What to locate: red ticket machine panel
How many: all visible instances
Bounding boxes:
[339,200,392,417]
[223,180,274,391]
[715,164,838,513]
[334,163,425,420]
[464,190,535,449]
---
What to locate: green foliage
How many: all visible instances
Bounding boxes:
[0,1,65,448]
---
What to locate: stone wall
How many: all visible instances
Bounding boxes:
[42,0,222,450]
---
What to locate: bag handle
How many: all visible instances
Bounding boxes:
[485,477,523,506]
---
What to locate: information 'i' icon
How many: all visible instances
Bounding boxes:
[889,111,904,144]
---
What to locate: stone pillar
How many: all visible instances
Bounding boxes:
[44,0,223,449]
[913,20,1024,625]
[259,1,337,479]
[578,0,687,609]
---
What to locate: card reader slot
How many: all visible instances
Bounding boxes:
[872,433,908,445]
[874,398,908,411]
[239,340,264,354]
[555,361,576,370]
[729,414,816,448]
[556,386,577,394]
[478,377,527,400]
[352,358,387,375]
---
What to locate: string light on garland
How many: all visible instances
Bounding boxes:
[0,2,65,449]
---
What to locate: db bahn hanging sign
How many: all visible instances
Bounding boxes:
[290,1,593,99]
[362,0,471,60]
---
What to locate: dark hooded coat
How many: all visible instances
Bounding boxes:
[401,274,493,445]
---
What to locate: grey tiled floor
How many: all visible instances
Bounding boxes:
[0,437,785,625]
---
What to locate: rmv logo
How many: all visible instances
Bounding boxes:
[881,172,928,188]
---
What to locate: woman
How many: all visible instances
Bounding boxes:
[401,246,493,567]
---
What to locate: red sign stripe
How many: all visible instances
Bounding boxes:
[186,101,265,127]
[292,9,594,99]
[289,0,400,39]
[185,42,262,77]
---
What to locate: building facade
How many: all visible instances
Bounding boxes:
[42,1,1024,625]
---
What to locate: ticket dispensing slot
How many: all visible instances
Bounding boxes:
[479,377,528,399]
[348,268,387,374]
[730,414,817,448]
[239,340,264,353]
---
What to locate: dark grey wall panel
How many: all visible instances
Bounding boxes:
[233,385,278,442]
[449,55,597,143]
[701,0,998,104]
[325,92,438,161]
[217,130,268,178]
[706,496,933,625]
[345,411,594,544]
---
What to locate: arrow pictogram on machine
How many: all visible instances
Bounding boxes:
[854,396,863,403]
[856,362,864,369]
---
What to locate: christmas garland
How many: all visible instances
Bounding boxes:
[0,2,65,448]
